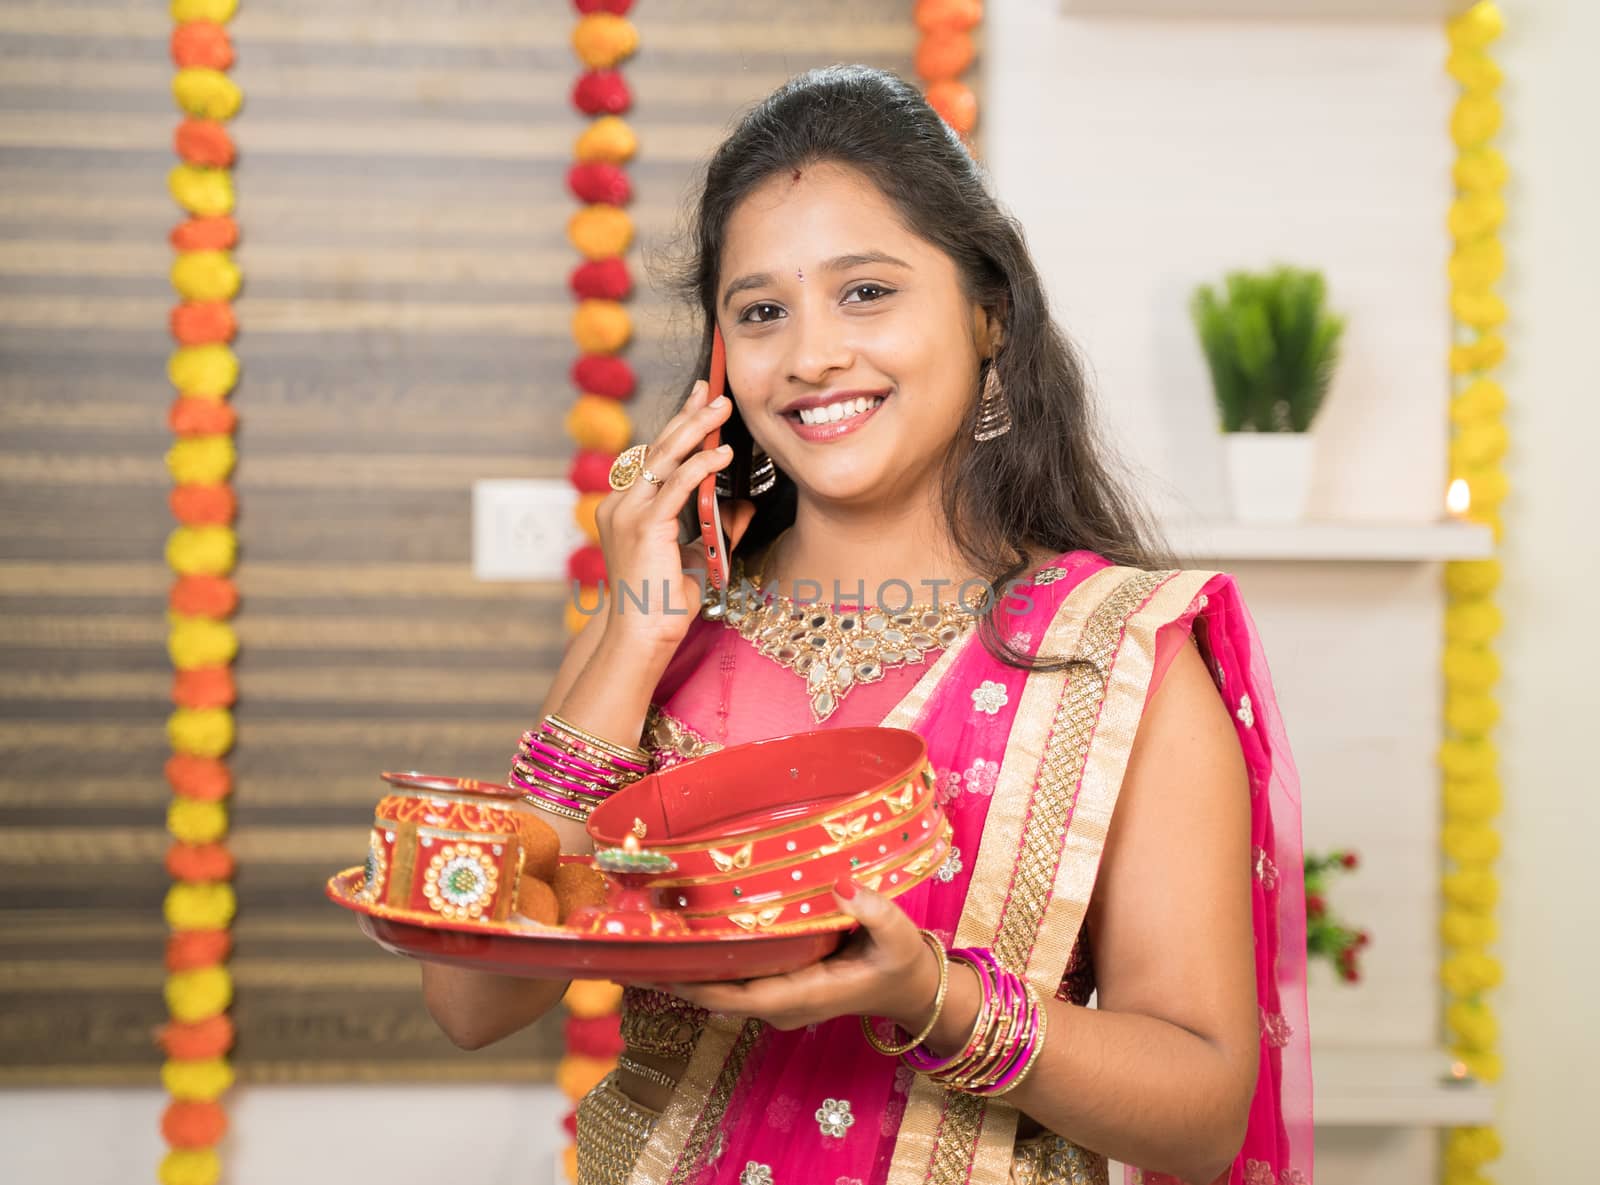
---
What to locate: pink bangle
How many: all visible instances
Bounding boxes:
[506,769,592,814]
[513,746,622,799]
[522,737,624,785]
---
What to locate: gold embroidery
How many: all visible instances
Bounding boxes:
[1259,1006,1292,1049]
[702,553,979,722]
[575,1072,660,1185]
[1010,1134,1110,1185]
[642,703,723,770]
[619,988,707,1063]
[664,1018,764,1185]
[1253,845,1279,890]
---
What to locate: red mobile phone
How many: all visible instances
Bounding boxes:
[697,326,731,592]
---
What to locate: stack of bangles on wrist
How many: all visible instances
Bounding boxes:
[507,712,650,823]
[861,932,1048,1097]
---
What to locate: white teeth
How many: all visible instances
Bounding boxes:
[796,396,883,426]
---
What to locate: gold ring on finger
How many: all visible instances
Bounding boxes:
[608,444,648,491]
[641,468,664,487]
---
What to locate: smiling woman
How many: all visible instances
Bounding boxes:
[419,64,1311,1185]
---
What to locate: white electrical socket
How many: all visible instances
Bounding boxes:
[472,479,591,582]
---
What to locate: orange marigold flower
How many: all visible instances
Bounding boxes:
[926,79,978,134]
[165,929,233,972]
[171,302,236,346]
[173,666,236,709]
[915,0,983,33]
[161,1099,229,1148]
[169,484,237,526]
[916,29,974,80]
[156,1015,235,1061]
[171,22,235,70]
[168,397,238,436]
[165,754,232,801]
[165,842,236,882]
[169,216,238,252]
[175,118,236,168]
[168,575,239,619]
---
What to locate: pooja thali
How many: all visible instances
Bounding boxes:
[331,726,953,983]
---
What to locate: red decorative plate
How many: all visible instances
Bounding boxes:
[326,867,849,983]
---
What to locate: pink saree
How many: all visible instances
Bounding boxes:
[575,551,1312,1185]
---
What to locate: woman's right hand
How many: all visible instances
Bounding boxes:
[594,379,759,656]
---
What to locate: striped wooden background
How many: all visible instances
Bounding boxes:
[0,0,953,1083]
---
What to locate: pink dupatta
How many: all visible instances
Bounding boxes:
[612,551,1311,1185]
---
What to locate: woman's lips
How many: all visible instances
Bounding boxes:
[782,394,889,443]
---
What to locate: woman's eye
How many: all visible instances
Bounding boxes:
[844,283,893,304]
[740,302,784,325]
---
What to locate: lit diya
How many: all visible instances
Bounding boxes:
[586,727,952,932]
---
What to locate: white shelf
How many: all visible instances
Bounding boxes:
[1313,1046,1496,1127]
[1062,0,1474,20]
[1164,520,1494,562]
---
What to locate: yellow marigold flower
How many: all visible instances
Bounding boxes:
[1451,94,1502,149]
[168,165,234,218]
[1445,599,1503,647]
[1441,950,1502,996]
[165,437,236,487]
[1442,867,1498,911]
[575,116,636,165]
[165,882,237,930]
[173,68,242,121]
[1446,1000,1499,1051]
[172,0,239,21]
[171,250,241,303]
[556,1053,614,1102]
[1446,50,1503,93]
[1442,642,1500,691]
[1445,692,1500,737]
[168,706,235,759]
[1456,1049,1502,1082]
[1454,147,1509,193]
[159,1148,222,1185]
[165,523,237,576]
[168,614,236,671]
[169,799,228,845]
[1448,192,1505,240]
[1445,1126,1503,1170]
[1450,288,1507,331]
[1447,2,1505,52]
[161,1057,235,1102]
[573,300,631,354]
[565,394,632,454]
[1444,777,1501,823]
[1439,737,1495,781]
[568,205,633,261]
[572,13,638,69]
[1449,333,1505,375]
[1458,466,1510,509]
[1449,379,1507,426]
[168,344,240,399]
[574,491,605,543]
[1448,238,1504,289]
[1443,822,1501,866]
[564,978,623,1018]
[165,965,233,1023]
[1450,422,1509,471]
[1441,907,1498,953]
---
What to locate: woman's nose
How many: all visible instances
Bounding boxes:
[783,305,853,386]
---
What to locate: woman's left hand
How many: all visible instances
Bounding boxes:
[652,878,939,1033]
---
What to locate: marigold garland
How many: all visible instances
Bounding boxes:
[1441,6,1506,1184]
[558,3,638,1176]
[162,2,242,1182]
[914,0,983,146]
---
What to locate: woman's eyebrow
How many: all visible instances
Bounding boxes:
[720,250,912,312]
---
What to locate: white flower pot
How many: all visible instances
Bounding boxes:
[1224,433,1316,524]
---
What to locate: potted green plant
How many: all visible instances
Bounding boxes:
[1191,265,1346,523]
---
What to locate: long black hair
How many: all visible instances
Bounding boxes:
[660,65,1169,673]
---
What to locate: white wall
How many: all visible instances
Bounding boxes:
[1494,1,1598,1181]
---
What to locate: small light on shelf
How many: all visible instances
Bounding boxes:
[1446,478,1472,520]
[1442,1059,1474,1086]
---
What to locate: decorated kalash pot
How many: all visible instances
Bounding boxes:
[361,772,580,927]
[586,727,952,933]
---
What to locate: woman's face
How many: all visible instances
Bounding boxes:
[716,162,999,510]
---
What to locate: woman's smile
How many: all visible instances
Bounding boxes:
[780,389,891,442]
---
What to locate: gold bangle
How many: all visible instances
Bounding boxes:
[544,712,649,765]
[521,793,591,824]
[861,929,949,1056]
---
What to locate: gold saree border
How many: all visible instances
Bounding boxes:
[888,565,1137,1185]
[618,623,981,1184]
